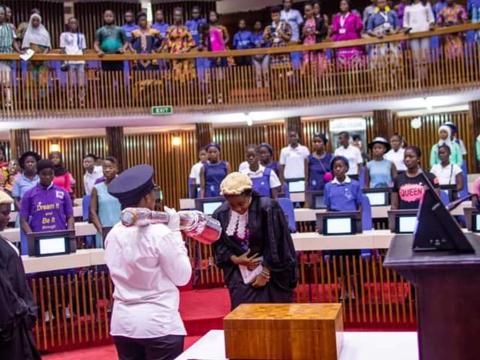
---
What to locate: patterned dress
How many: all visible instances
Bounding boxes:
[164,25,195,81]
[437,4,468,59]
[131,27,161,70]
[331,12,364,68]
[264,21,292,67]
[0,23,14,71]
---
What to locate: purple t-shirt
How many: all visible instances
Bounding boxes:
[20,184,73,232]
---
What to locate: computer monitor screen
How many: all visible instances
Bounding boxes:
[203,202,222,216]
[288,180,305,193]
[325,218,352,235]
[474,214,480,232]
[398,216,417,234]
[38,237,66,256]
[366,192,388,206]
[10,203,15,212]
[314,195,325,209]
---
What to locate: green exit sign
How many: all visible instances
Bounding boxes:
[151,106,173,115]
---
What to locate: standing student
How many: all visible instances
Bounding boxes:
[334,131,363,177]
[20,160,75,237]
[252,20,269,88]
[279,131,310,185]
[131,12,161,71]
[305,133,333,191]
[324,156,363,212]
[12,151,41,214]
[94,10,128,72]
[302,3,328,69]
[186,6,207,46]
[281,0,304,68]
[152,9,170,38]
[0,191,41,360]
[213,172,297,309]
[264,6,292,67]
[200,143,230,198]
[83,154,103,196]
[363,0,377,28]
[430,125,463,167]
[90,157,121,248]
[233,19,253,66]
[385,133,407,173]
[49,151,74,196]
[189,149,208,198]
[365,137,397,188]
[430,144,463,192]
[367,0,401,60]
[258,143,280,176]
[444,122,467,159]
[122,10,139,42]
[403,0,435,66]
[208,10,229,68]
[437,0,467,59]
[60,17,87,106]
[241,145,281,199]
[105,165,192,360]
[391,146,439,209]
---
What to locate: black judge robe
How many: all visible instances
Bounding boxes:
[212,195,298,309]
[0,236,41,360]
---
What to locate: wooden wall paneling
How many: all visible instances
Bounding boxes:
[469,101,480,172]
[105,126,125,171]
[10,129,31,160]
[195,123,213,151]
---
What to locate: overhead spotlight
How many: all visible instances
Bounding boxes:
[49,144,61,153]
[172,136,182,146]
[411,117,422,129]
[245,113,253,127]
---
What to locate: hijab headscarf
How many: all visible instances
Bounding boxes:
[438,125,453,147]
[22,14,51,49]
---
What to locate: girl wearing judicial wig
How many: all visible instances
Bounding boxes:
[104,165,192,360]
[212,173,297,309]
[365,137,397,188]
[324,156,363,212]
[305,133,333,191]
[200,143,230,198]
[391,146,439,210]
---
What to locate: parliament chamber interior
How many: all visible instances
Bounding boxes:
[1,0,480,359]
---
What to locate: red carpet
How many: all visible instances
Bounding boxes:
[43,288,230,359]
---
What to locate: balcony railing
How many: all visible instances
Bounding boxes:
[0,23,479,119]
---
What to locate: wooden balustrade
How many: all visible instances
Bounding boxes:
[0,24,479,119]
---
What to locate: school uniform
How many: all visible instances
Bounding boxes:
[105,165,192,360]
[384,148,406,172]
[324,176,363,211]
[241,165,281,197]
[307,153,333,191]
[279,144,310,180]
[204,161,228,198]
[334,145,363,176]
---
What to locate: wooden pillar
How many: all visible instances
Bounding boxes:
[285,117,303,142]
[469,101,480,172]
[195,123,213,151]
[9,129,31,160]
[372,110,394,139]
[106,127,125,171]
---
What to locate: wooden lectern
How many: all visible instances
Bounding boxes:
[224,303,343,360]
[385,234,480,360]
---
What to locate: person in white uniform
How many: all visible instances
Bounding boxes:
[105,164,192,360]
[334,131,363,178]
[279,131,310,185]
[188,149,208,198]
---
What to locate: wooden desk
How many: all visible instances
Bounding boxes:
[2,222,97,243]
[22,249,105,274]
[9,206,83,223]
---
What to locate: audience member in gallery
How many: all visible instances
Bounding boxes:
[94,10,128,72]
[105,165,191,360]
[363,0,377,28]
[258,143,281,177]
[391,146,439,210]
[212,172,297,309]
[233,19,253,66]
[430,124,463,167]
[241,145,281,199]
[200,143,230,198]
[131,12,162,71]
[0,191,41,360]
[89,156,121,248]
[163,8,195,81]
[281,0,304,68]
[367,0,401,61]
[16,8,40,44]
[334,131,363,178]
[121,10,139,42]
[331,0,364,68]
[208,10,230,69]
[312,1,330,27]
[152,9,170,38]
[83,154,103,196]
[365,137,397,188]
[384,133,407,173]
[324,156,363,212]
[20,159,74,252]
[48,151,75,196]
[305,133,333,191]
[186,6,207,46]
[12,151,40,213]
[0,5,20,108]
[189,148,208,198]
[302,2,328,69]
[251,20,270,88]
[279,130,310,185]
[437,0,468,59]
[430,144,463,192]
[264,6,292,67]
[403,0,435,63]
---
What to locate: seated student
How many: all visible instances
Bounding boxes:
[430,144,463,193]
[305,133,333,191]
[384,133,406,173]
[241,145,281,199]
[200,143,230,198]
[365,137,397,188]
[20,159,75,236]
[233,19,253,66]
[324,156,363,212]
[391,146,439,210]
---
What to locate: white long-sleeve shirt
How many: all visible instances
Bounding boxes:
[404,2,435,33]
[105,222,192,339]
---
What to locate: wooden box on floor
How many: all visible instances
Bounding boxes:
[224,303,343,360]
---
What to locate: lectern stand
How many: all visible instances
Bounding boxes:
[385,234,480,360]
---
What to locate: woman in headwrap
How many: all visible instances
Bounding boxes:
[430,125,463,167]
[212,172,297,309]
[21,13,51,89]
